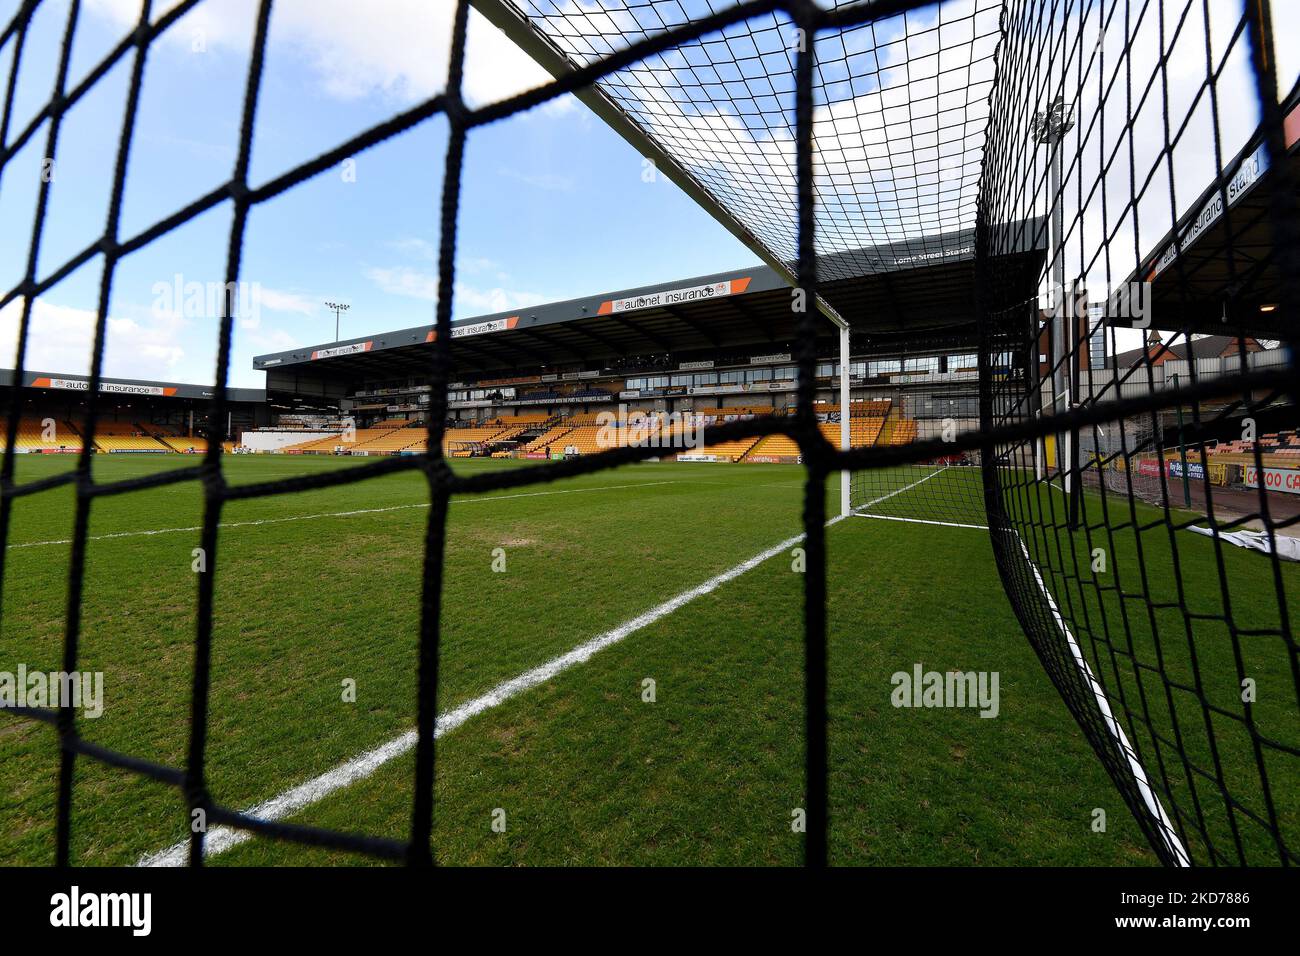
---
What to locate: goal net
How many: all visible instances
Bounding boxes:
[977,0,1298,866]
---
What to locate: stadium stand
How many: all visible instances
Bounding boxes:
[850,418,884,446]
[443,425,516,456]
[692,405,774,418]
[543,425,633,455]
[747,434,801,459]
[281,424,415,454]
[1210,429,1300,464]
[0,414,83,452]
[280,433,345,453]
[483,413,549,427]
[850,400,892,417]
[138,423,214,453]
[89,422,172,453]
[886,420,918,445]
[743,408,898,461]
[161,436,210,454]
[694,435,762,462]
[353,428,425,455]
[522,424,575,454]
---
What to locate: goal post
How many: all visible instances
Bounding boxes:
[840,325,850,518]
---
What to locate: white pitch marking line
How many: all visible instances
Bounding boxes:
[7,481,681,550]
[1014,535,1191,867]
[852,513,989,531]
[138,513,848,866]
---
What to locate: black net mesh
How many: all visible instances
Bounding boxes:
[977,0,1298,865]
[0,0,1295,868]
[510,0,1003,282]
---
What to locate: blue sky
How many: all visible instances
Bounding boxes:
[0,0,759,388]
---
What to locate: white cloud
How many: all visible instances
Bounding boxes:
[85,0,577,112]
[453,283,549,314]
[244,327,300,353]
[388,237,439,262]
[460,255,504,276]
[387,240,509,281]
[498,166,576,192]
[256,287,318,318]
[366,264,440,301]
[366,264,547,315]
[0,297,187,380]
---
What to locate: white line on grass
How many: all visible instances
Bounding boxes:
[138,513,847,866]
[1014,535,1191,866]
[8,481,681,550]
[852,513,989,530]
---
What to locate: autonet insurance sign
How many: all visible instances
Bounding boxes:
[597,277,751,315]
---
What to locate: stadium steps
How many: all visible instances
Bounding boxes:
[3,416,84,452]
[744,416,890,461]
[160,435,209,453]
[747,434,801,459]
[522,424,576,454]
[889,420,917,444]
[91,423,173,452]
[696,434,762,462]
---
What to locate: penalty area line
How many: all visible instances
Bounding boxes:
[138,512,848,866]
[852,513,988,530]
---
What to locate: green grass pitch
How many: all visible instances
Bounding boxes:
[1,452,1291,865]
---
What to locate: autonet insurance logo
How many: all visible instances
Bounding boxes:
[50,886,151,936]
